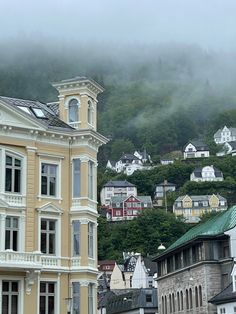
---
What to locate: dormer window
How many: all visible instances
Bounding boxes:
[88,100,93,125]
[69,99,80,123]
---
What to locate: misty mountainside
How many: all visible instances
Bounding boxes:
[1,41,236,161]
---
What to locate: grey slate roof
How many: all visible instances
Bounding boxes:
[184,140,209,151]
[0,96,73,131]
[192,166,223,178]
[143,257,158,276]
[110,195,152,206]
[228,141,236,150]
[104,180,136,188]
[120,153,139,162]
[209,283,236,305]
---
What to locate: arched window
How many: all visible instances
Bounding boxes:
[172,293,175,312]
[186,289,189,310]
[169,294,172,313]
[162,296,164,314]
[177,292,180,311]
[189,288,193,309]
[68,98,79,123]
[199,285,203,306]
[195,286,199,307]
[180,291,183,310]
[88,100,93,125]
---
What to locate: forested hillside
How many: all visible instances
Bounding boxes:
[1,41,236,163]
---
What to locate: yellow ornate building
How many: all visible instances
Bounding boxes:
[0,77,107,314]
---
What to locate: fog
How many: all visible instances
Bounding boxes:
[0,0,236,51]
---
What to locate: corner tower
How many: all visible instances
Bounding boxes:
[52,76,104,131]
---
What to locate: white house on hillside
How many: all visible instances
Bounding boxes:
[132,255,157,289]
[217,141,236,156]
[190,165,224,182]
[214,126,236,144]
[100,180,137,206]
[183,140,210,159]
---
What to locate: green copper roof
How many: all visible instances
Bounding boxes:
[165,205,236,253]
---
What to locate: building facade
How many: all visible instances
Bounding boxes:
[0,76,107,314]
[106,195,153,222]
[100,181,137,206]
[153,206,236,314]
[154,180,176,207]
[183,140,210,159]
[173,194,227,223]
[214,126,236,144]
[190,165,224,182]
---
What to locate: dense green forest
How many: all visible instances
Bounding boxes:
[1,41,236,163]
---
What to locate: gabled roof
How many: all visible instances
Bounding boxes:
[214,126,236,138]
[0,96,73,131]
[157,205,236,256]
[184,140,209,151]
[110,195,152,204]
[120,153,139,161]
[143,257,158,276]
[175,194,226,202]
[227,141,236,150]
[104,180,136,188]
[209,283,236,305]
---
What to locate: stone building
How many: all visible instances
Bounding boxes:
[153,205,236,314]
[0,76,107,314]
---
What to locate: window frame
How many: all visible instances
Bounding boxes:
[87,100,94,126]
[39,280,58,314]
[39,160,61,200]
[0,277,24,314]
[88,222,95,259]
[72,158,81,198]
[40,218,57,255]
[72,220,81,257]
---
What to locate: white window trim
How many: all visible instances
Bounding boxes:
[0,147,27,197]
[0,211,25,252]
[38,213,61,257]
[38,159,62,201]
[0,276,24,314]
[65,96,81,124]
[38,278,59,314]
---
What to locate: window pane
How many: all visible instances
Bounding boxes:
[41,233,47,253]
[40,296,46,314]
[2,281,9,292]
[6,217,11,228]
[49,221,55,231]
[73,159,81,198]
[40,283,46,293]
[13,218,18,228]
[49,234,55,254]
[14,158,21,167]
[5,230,10,249]
[5,168,12,192]
[49,177,56,196]
[41,176,47,195]
[14,169,21,192]
[6,156,12,165]
[2,295,9,314]
[49,165,57,175]
[48,296,55,314]
[11,295,18,314]
[41,220,47,230]
[48,284,55,293]
[41,164,48,174]
[11,282,18,292]
[13,231,18,251]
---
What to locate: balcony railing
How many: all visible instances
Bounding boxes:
[0,251,91,270]
[0,193,26,207]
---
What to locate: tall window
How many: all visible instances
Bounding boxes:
[199,285,203,306]
[189,288,193,309]
[177,292,180,311]
[72,282,80,314]
[88,222,94,258]
[2,281,19,314]
[41,219,56,255]
[180,291,183,310]
[41,163,57,197]
[88,100,93,125]
[73,221,80,256]
[73,159,81,198]
[88,283,94,314]
[195,286,199,307]
[88,161,94,199]
[5,216,19,251]
[172,293,175,313]
[40,282,55,314]
[186,289,189,310]
[5,154,21,193]
[169,294,172,313]
[69,99,79,123]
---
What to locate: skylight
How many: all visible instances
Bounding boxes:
[17,106,32,115]
[31,108,46,118]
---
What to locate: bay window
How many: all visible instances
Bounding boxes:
[73,159,81,198]
[88,222,95,258]
[72,220,80,256]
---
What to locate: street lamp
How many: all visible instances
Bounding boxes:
[65,297,72,314]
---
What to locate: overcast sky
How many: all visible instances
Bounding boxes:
[0,0,236,51]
